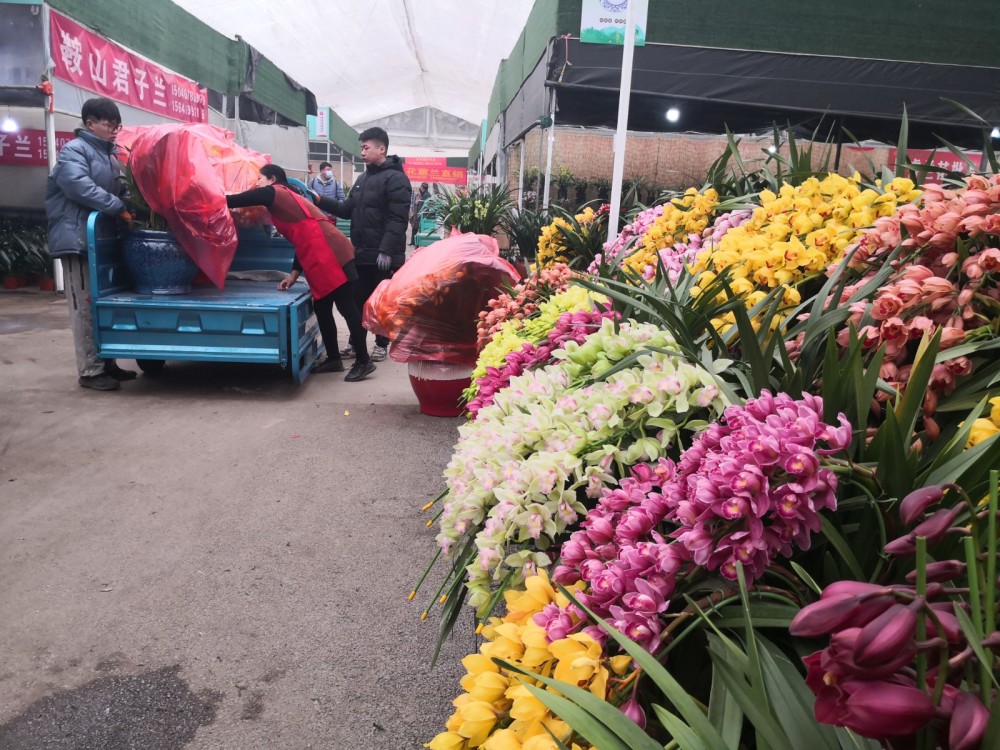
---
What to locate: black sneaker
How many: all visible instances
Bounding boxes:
[104,361,137,381]
[79,373,121,391]
[312,358,344,374]
[344,359,376,382]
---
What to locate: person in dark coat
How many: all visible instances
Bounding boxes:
[410,182,431,240]
[226,164,375,382]
[313,126,411,362]
[45,97,136,391]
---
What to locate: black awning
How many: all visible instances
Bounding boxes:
[549,40,999,148]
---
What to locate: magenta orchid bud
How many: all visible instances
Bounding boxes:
[911,506,965,542]
[790,596,862,637]
[843,681,935,738]
[905,559,966,583]
[899,484,955,527]
[620,696,647,728]
[853,603,918,667]
[884,533,918,556]
[925,608,963,642]
[982,631,1000,650]
[949,692,990,750]
[820,581,891,600]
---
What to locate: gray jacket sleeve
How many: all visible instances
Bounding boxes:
[54,145,126,216]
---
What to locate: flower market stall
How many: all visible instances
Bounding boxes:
[414,135,1000,750]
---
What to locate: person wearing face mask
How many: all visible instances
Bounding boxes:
[45,97,136,392]
[309,161,346,207]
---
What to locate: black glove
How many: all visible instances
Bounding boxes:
[376,253,391,272]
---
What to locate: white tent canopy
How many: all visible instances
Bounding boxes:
[171,0,535,127]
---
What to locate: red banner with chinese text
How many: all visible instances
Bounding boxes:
[0,129,76,167]
[50,11,207,123]
[403,157,467,186]
[888,148,983,184]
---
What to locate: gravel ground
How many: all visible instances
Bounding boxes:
[0,289,473,749]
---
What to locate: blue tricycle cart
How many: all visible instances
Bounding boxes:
[86,211,324,383]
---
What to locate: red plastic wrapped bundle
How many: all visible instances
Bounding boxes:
[363,232,521,364]
[116,124,270,288]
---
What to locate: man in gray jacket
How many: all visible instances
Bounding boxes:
[45,97,135,391]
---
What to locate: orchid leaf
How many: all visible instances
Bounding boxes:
[711,602,800,629]
[819,516,865,581]
[790,562,823,595]
[708,648,795,750]
[707,660,744,747]
[921,431,1000,489]
[757,637,843,750]
[500,664,660,750]
[652,704,710,750]
[556,585,730,750]
[952,606,1000,690]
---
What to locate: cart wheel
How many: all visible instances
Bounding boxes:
[137,359,166,375]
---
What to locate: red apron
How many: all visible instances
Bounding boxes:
[269,185,347,299]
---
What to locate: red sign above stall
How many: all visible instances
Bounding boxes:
[888,148,983,184]
[403,157,467,186]
[50,10,207,123]
[0,129,75,167]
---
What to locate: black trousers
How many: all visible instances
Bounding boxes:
[314,281,370,364]
[353,264,392,349]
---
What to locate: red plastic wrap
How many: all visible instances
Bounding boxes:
[363,232,521,365]
[116,124,270,288]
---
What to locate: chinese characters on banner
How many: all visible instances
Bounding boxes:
[50,10,207,123]
[403,157,468,186]
[0,129,76,168]
[888,148,983,185]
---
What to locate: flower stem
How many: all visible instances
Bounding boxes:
[915,536,928,693]
[409,547,443,600]
[985,470,998,695]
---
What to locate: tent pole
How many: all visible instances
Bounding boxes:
[542,92,556,209]
[234,95,241,145]
[607,0,637,245]
[42,3,64,292]
[536,117,544,210]
[518,140,525,210]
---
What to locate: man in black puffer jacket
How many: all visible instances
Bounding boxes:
[316,126,411,362]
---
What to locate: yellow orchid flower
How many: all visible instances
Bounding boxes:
[456,701,499,746]
[426,731,468,750]
[482,729,522,750]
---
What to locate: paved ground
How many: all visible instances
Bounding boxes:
[0,289,473,749]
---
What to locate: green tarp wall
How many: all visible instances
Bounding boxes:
[47,0,312,124]
[474,0,1000,161]
[328,109,361,158]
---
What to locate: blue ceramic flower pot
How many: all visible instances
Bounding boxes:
[123,229,198,295]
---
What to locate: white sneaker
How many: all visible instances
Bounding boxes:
[371,345,388,362]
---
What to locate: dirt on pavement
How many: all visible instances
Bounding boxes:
[0,289,474,749]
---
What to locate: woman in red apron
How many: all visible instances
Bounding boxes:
[227,164,375,382]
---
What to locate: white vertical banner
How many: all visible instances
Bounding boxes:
[606,0,637,245]
[580,0,648,46]
[315,107,329,139]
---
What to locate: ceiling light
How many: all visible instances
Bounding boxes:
[992,127,1000,139]
[1,117,17,133]
[665,108,680,123]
